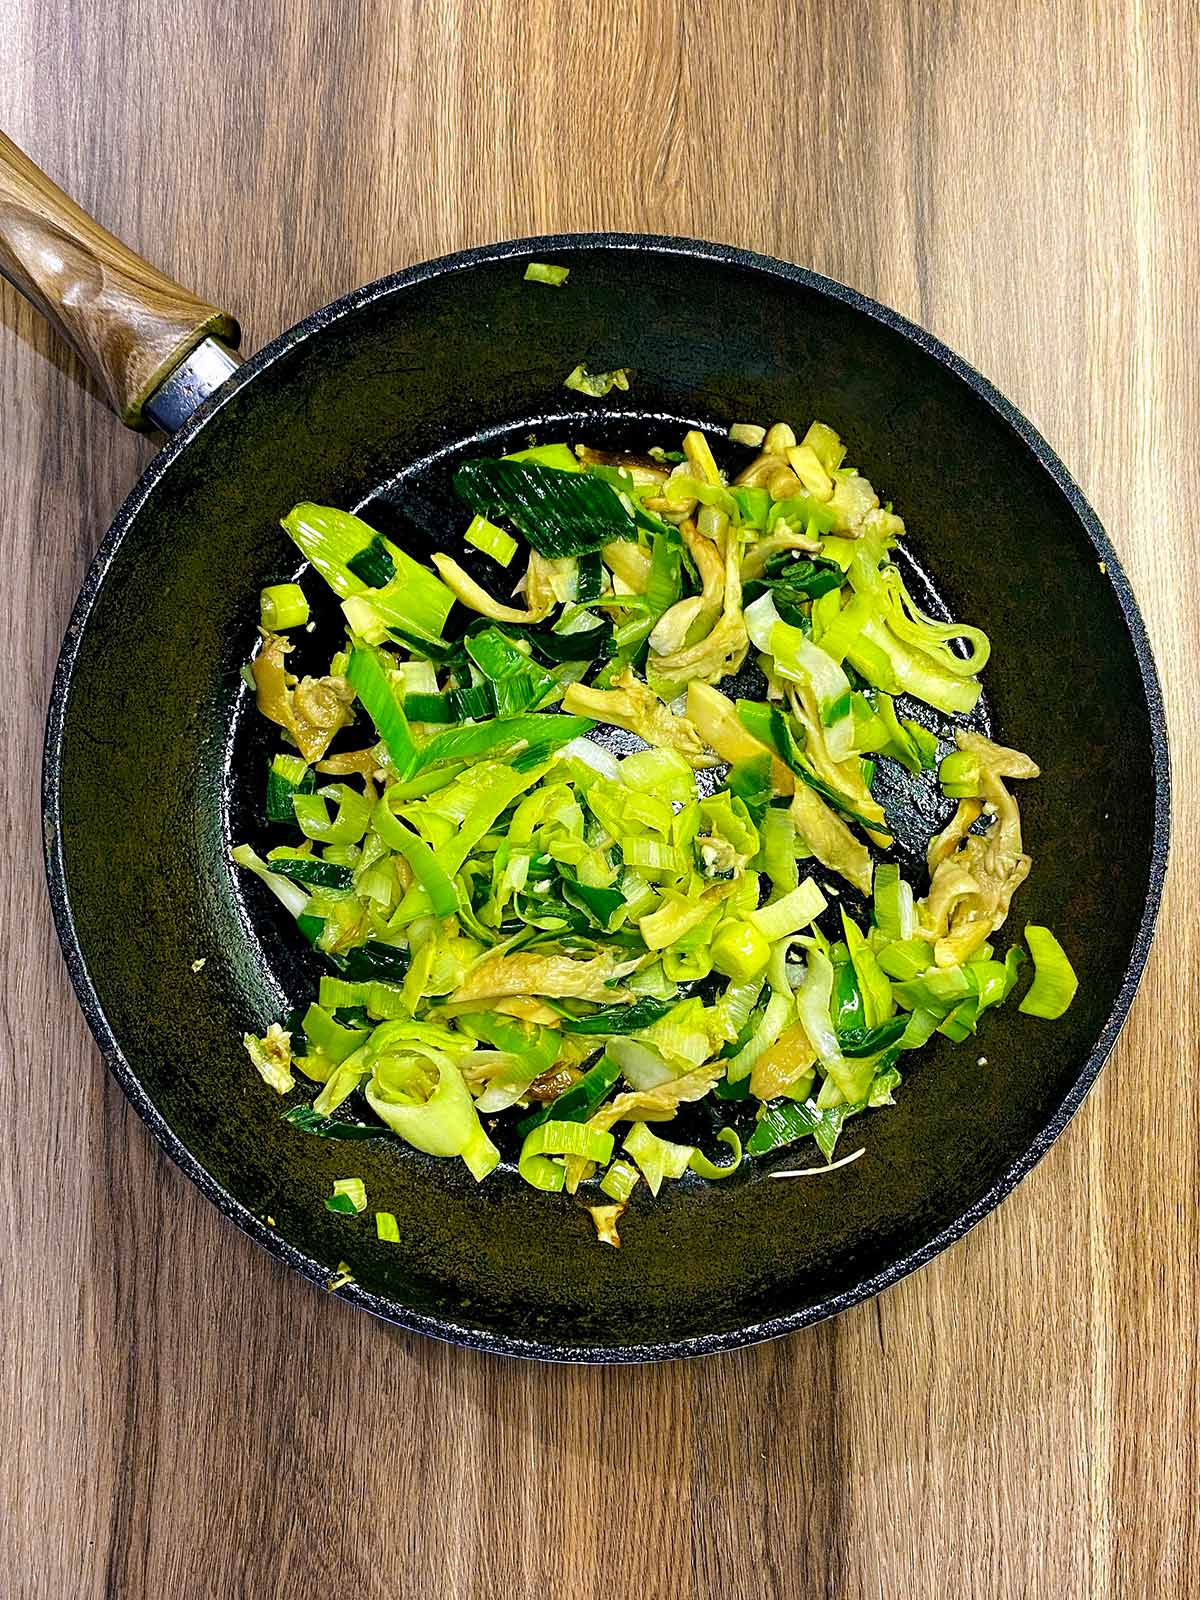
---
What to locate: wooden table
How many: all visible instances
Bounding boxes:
[2,3,1195,1595]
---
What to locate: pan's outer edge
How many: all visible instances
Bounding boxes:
[40,233,1172,1364]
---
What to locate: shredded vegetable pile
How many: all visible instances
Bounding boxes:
[235,415,1078,1249]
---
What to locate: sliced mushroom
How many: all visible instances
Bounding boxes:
[918,731,1040,965]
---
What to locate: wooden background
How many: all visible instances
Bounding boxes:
[2,2,1196,1595]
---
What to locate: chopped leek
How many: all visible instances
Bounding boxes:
[464,626,555,713]
[1019,926,1078,1019]
[801,422,847,474]
[891,966,974,1014]
[939,749,982,798]
[516,1053,622,1137]
[347,536,396,588]
[710,920,771,982]
[347,647,419,776]
[736,700,880,834]
[243,1024,295,1094]
[759,554,845,607]
[281,502,376,598]
[454,459,637,558]
[293,784,371,847]
[326,1176,367,1215]
[413,712,594,771]
[283,503,455,642]
[318,976,413,1019]
[599,1158,640,1203]
[564,364,630,397]
[375,1210,401,1242]
[749,879,828,943]
[876,938,935,982]
[688,1127,743,1179]
[507,444,582,472]
[464,514,518,567]
[730,755,775,828]
[285,1105,387,1140]
[841,911,893,1028]
[731,486,771,528]
[260,582,309,631]
[372,791,459,916]
[786,443,833,500]
[623,1122,694,1196]
[873,863,915,943]
[265,753,315,823]
[524,261,570,286]
[303,1003,369,1064]
[519,1120,615,1192]
[232,843,311,919]
[746,1097,845,1158]
[342,942,411,982]
[366,1049,498,1180]
[726,991,792,1083]
[620,747,697,805]
[560,998,676,1035]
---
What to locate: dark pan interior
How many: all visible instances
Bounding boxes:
[46,239,1167,1359]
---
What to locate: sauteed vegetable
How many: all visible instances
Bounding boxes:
[234,418,1077,1247]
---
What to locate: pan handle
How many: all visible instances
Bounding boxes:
[0,130,241,429]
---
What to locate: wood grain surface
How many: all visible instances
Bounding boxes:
[1,2,1195,1596]
[0,130,237,426]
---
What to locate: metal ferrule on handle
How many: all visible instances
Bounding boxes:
[0,129,240,429]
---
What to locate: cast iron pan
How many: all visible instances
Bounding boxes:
[1,134,1169,1361]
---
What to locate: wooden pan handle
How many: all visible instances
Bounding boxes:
[0,130,240,427]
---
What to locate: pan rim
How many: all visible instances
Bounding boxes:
[41,232,1171,1363]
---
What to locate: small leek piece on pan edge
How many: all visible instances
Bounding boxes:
[564,364,629,397]
[524,262,570,286]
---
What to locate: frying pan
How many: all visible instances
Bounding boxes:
[2,132,1169,1362]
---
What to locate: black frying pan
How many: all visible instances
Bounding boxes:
[2,133,1169,1361]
